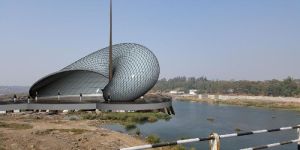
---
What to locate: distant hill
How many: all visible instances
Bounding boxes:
[0,86,29,95]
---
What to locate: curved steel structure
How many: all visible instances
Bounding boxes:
[29,43,160,102]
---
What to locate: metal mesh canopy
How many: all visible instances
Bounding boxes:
[29,43,160,102]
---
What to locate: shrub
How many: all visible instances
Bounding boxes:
[0,122,32,130]
[174,145,186,150]
[147,116,158,122]
[135,128,141,136]
[81,113,97,120]
[124,123,136,130]
[66,115,80,121]
[146,134,160,144]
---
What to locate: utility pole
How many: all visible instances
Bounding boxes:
[109,0,113,81]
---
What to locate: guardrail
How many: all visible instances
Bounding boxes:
[120,125,300,150]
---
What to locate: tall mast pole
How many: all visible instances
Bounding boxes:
[109,0,113,81]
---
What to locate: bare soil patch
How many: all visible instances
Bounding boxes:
[0,112,145,150]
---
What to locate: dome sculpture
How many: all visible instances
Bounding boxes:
[29,43,160,102]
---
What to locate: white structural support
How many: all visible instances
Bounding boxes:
[209,133,220,150]
[13,110,20,113]
[121,145,152,150]
[0,111,6,114]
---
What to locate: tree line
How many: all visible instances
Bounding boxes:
[152,76,300,97]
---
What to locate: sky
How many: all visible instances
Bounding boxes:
[0,0,300,86]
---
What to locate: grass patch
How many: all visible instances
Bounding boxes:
[98,112,171,123]
[0,122,32,130]
[80,112,171,123]
[0,132,5,150]
[81,113,97,120]
[162,145,196,150]
[57,128,88,134]
[146,134,160,144]
[0,145,5,150]
[78,112,171,130]
[123,122,136,130]
[135,128,141,135]
[147,116,158,122]
[36,128,88,135]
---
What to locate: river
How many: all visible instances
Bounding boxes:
[105,100,300,150]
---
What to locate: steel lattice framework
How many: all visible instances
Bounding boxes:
[29,43,160,102]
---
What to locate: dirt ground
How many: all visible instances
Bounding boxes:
[0,112,145,150]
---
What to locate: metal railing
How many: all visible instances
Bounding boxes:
[120,125,300,150]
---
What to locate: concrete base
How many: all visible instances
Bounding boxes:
[13,110,20,113]
[0,111,6,114]
[0,99,173,114]
[115,110,125,112]
[62,110,69,113]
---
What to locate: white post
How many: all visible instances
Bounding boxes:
[209,133,220,150]
[13,98,16,103]
[79,93,83,102]
[164,107,168,114]
[58,91,61,101]
[0,111,6,114]
[35,91,38,102]
[27,98,30,104]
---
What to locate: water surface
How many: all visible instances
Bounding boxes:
[105,100,300,149]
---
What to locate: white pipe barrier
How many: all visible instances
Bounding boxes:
[240,139,300,150]
[120,125,300,150]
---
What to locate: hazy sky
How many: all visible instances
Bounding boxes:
[0,0,300,86]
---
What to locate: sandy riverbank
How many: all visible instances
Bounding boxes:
[177,96,300,112]
[0,112,146,150]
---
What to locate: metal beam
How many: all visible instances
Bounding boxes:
[109,0,113,81]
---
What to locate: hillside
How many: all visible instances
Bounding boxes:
[0,86,29,95]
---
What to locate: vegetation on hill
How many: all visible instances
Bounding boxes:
[77,112,171,130]
[153,76,300,97]
[0,86,29,95]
